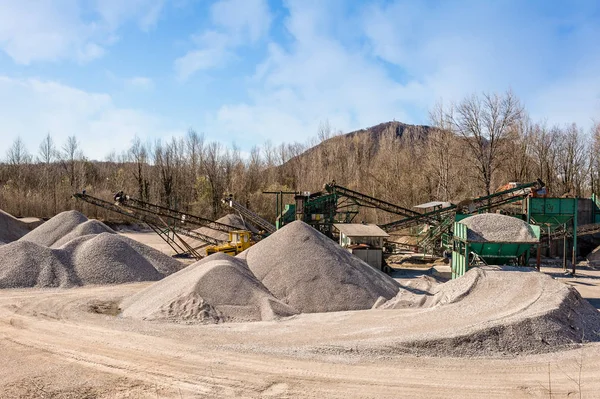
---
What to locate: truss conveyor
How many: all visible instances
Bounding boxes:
[222,196,277,234]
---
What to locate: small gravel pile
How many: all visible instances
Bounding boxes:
[0,209,30,242]
[51,220,115,248]
[19,210,89,247]
[0,232,184,288]
[195,214,258,242]
[460,213,538,243]
[240,221,400,313]
[121,253,297,323]
[0,241,75,289]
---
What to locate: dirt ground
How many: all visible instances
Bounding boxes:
[2,233,600,398]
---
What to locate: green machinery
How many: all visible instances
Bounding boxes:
[451,221,541,279]
[271,181,421,238]
[270,180,546,247]
[382,180,546,254]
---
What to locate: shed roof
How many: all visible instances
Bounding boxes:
[333,223,390,237]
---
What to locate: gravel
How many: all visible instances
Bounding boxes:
[460,213,538,243]
[0,230,184,288]
[121,253,297,323]
[394,266,600,356]
[240,220,400,313]
[19,210,89,247]
[51,220,116,248]
[0,209,30,243]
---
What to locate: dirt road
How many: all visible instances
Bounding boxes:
[1,280,600,398]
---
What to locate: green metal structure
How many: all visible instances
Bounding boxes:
[451,221,541,279]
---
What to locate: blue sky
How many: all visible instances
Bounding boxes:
[0,0,599,160]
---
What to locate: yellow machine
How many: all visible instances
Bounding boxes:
[206,230,254,256]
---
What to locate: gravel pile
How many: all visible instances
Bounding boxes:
[19,210,89,247]
[0,232,183,288]
[240,221,400,313]
[0,241,75,289]
[460,213,538,243]
[51,220,115,248]
[194,214,258,242]
[0,209,30,242]
[394,266,600,356]
[121,253,297,323]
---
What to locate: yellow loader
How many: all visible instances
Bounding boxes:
[206,230,254,256]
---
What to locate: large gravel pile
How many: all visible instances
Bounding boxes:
[122,253,297,323]
[460,213,538,243]
[19,210,89,247]
[0,209,30,242]
[389,266,600,356]
[51,220,115,248]
[194,214,258,242]
[0,232,183,288]
[240,221,400,313]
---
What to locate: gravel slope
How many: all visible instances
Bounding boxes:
[240,221,400,313]
[0,209,30,242]
[0,231,184,288]
[19,210,89,247]
[122,253,297,323]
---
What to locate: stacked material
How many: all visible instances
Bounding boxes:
[460,213,538,242]
[0,209,31,242]
[121,253,297,323]
[241,221,400,313]
[0,228,183,289]
[19,210,90,247]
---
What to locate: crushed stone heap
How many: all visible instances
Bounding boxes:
[52,219,115,248]
[0,209,31,243]
[19,210,91,247]
[0,230,183,289]
[380,266,600,356]
[240,220,400,313]
[460,213,538,243]
[121,253,297,323]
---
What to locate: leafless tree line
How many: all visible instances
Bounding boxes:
[1,90,599,223]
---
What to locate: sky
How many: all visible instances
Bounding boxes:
[0,0,599,161]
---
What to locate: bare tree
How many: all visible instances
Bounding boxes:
[61,136,82,190]
[6,137,31,166]
[428,102,457,200]
[556,123,589,196]
[129,136,150,201]
[449,91,523,196]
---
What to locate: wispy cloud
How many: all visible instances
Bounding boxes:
[125,76,155,90]
[0,76,174,160]
[174,0,272,80]
[0,0,164,64]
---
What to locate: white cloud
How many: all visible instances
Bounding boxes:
[0,0,164,64]
[204,1,427,144]
[174,0,271,79]
[125,76,155,90]
[203,0,600,145]
[0,76,176,160]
